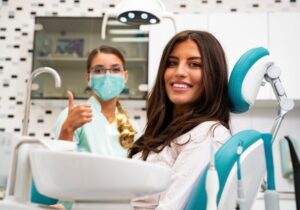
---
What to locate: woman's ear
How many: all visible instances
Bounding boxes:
[124,70,128,83]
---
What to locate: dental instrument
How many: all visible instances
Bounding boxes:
[23,67,61,136]
[236,141,246,210]
[205,140,218,210]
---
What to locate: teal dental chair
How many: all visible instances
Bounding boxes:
[184,47,294,210]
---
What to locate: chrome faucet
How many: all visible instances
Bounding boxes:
[22,67,61,136]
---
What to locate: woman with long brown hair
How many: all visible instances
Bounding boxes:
[129,30,231,210]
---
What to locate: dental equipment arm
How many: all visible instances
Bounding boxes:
[260,63,294,193]
[264,64,294,143]
[263,134,280,210]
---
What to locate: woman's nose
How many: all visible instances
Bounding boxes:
[174,63,187,77]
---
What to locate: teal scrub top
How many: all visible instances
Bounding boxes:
[55,96,142,158]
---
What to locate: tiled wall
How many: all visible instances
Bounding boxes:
[0,0,299,139]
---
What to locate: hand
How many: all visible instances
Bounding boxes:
[59,91,93,140]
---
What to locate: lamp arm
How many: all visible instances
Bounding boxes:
[101,9,117,40]
[162,12,177,33]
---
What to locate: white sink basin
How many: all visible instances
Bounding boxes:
[29,150,171,202]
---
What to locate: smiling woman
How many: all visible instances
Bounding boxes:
[128,30,231,210]
[164,39,204,113]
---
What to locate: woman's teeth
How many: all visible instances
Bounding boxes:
[172,83,190,88]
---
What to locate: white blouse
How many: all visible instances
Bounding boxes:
[131,121,231,210]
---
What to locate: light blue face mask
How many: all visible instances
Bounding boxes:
[90,74,125,101]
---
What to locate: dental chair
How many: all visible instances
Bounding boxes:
[184,47,294,210]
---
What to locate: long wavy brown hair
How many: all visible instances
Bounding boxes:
[87,45,136,149]
[128,30,230,160]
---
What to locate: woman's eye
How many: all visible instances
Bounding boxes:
[167,61,177,67]
[111,67,122,73]
[189,63,202,68]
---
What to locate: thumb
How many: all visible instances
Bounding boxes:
[67,90,74,111]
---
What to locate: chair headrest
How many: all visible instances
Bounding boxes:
[228,47,271,113]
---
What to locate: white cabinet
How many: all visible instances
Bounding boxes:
[269,12,300,100]
[208,13,272,100]
[149,13,273,99]
[208,13,269,70]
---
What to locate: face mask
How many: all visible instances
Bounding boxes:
[89,74,125,101]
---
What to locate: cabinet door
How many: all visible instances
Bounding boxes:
[269,12,300,100]
[148,14,208,92]
[208,13,272,100]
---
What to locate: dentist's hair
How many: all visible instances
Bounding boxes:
[128,30,230,160]
[87,45,136,149]
[87,45,125,72]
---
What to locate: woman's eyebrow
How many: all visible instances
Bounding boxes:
[111,64,122,67]
[187,56,202,60]
[168,56,178,60]
[92,64,104,67]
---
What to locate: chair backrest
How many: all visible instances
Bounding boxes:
[184,47,273,210]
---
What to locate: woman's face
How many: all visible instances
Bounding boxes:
[86,52,128,82]
[164,39,203,113]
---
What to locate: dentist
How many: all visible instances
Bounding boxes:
[51,45,142,210]
[55,45,141,156]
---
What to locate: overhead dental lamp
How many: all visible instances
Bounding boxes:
[101,0,177,39]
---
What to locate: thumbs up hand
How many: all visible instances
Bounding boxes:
[59,91,93,141]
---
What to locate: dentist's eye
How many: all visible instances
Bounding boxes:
[90,65,105,74]
[110,66,124,74]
